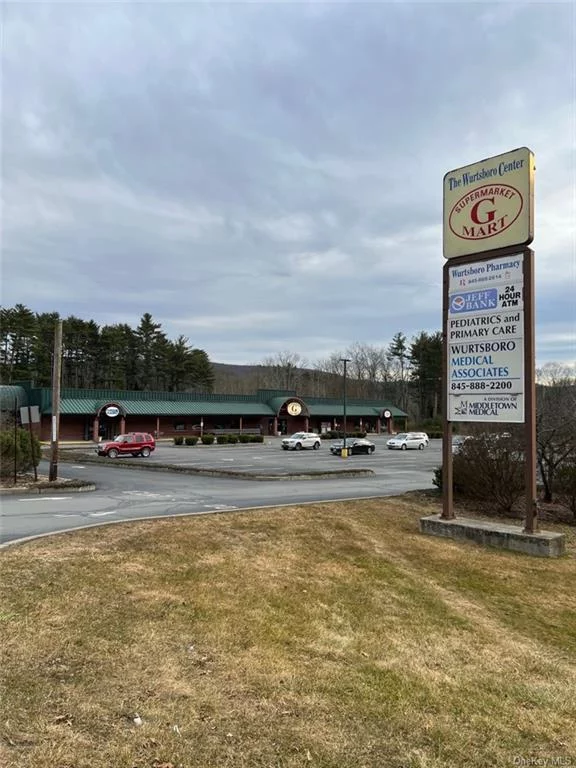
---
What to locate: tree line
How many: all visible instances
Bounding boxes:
[223,331,444,422]
[0,306,444,419]
[0,305,214,392]
[2,304,573,424]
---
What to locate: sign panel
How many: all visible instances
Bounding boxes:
[443,147,534,259]
[19,406,40,424]
[105,406,120,418]
[447,253,524,422]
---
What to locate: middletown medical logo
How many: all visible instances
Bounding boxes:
[450,289,498,314]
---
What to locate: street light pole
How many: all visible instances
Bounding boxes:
[340,358,351,458]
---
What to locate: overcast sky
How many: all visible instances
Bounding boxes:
[2,1,575,367]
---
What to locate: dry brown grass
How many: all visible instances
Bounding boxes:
[1,495,575,768]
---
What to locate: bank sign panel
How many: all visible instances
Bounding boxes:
[443,147,534,259]
[448,254,524,423]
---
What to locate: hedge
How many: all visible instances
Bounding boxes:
[0,429,41,478]
[320,431,367,440]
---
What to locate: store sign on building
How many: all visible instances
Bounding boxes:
[443,147,534,259]
[447,253,524,422]
[105,406,120,418]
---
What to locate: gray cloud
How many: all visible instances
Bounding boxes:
[2,1,574,366]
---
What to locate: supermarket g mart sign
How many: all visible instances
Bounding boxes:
[443,147,534,259]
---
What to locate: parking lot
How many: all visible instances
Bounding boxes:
[143,435,443,478]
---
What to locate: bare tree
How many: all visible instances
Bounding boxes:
[258,351,309,390]
[537,382,576,502]
[536,362,576,386]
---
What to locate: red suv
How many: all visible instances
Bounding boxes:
[96,433,155,458]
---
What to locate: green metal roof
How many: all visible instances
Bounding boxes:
[0,385,28,410]
[57,399,275,416]
[307,405,405,417]
[30,386,406,418]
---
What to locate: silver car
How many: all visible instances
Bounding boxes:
[452,436,472,455]
[281,432,321,451]
[387,432,427,451]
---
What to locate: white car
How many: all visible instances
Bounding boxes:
[281,432,321,451]
[452,435,472,455]
[387,432,428,451]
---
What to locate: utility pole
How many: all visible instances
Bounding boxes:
[13,397,18,485]
[49,319,63,482]
[340,358,351,458]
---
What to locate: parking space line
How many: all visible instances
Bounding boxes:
[18,497,70,502]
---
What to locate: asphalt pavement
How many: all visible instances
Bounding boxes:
[0,437,442,546]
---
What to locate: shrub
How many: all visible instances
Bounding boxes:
[173,436,184,446]
[217,434,229,444]
[227,434,239,444]
[249,434,264,443]
[238,434,251,443]
[556,464,576,521]
[433,433,525,513]
[201,434,215,445]
[0,429,41,478]
[184,436,198,446]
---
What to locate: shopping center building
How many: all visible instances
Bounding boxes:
[2,384,407,441]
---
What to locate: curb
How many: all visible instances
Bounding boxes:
[0,482,96,496]
[57,453,374,481]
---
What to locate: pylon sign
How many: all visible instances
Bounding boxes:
[443,147,534,259]
[441,147,538,532]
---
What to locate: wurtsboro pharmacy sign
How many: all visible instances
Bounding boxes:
[443,147,535,260]
[447,253,524,422]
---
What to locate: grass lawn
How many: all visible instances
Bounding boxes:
[1,495,575,768]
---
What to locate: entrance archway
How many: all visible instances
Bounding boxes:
[93,402,126,441]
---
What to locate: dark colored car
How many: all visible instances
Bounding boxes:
[330,438,376,456]
[96,432,156,458]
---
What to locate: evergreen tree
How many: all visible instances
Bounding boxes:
[96,324,138,389]
[409,331,443,420]
[188,347,215,392]
[0,304,38,382]
[387,332,410,412]
[62,316,100,388]
[32,312,61,386]
[135,313,167,390]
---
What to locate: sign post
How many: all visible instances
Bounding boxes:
[20,405,41,482]
[441,148,537,532]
